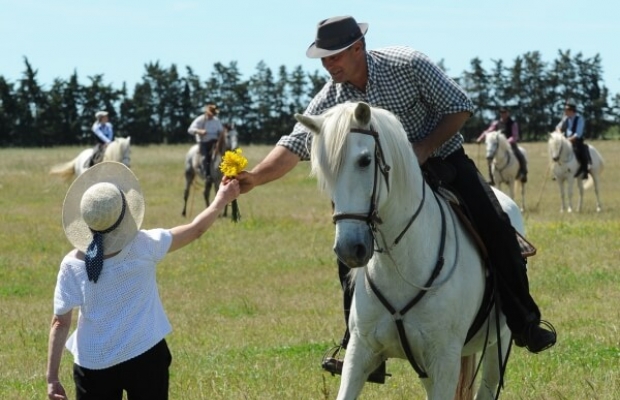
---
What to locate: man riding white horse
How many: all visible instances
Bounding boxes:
[89,110,114,167]
[231,15,556,384]
[555,101,592,179]
[477,106,527,184]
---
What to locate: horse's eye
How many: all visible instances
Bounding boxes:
[358,154,372,168]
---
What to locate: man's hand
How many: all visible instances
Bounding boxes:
[228,171,256,194]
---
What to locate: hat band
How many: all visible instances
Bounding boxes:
[315,31,361,50]
[84,190,127,283]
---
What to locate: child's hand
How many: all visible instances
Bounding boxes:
[218,179,240,203]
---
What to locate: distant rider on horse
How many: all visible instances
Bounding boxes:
[90,110,114,167]
[477,106,528,184]
[188,104,224,177]
[555,101,591,179]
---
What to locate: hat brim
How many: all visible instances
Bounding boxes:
[62,162,145,253]
[306,23,368,59]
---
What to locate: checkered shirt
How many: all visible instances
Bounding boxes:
[278,46,474,160]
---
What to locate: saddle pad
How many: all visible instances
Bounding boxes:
[448,200,537,259]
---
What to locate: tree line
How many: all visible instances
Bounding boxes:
[1,49,618,148]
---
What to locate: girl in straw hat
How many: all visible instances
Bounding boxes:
[46,161,239,400]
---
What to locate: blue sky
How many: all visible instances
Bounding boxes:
[2,0,619,98]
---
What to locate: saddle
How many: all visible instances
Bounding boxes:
[422,159,536,259]
[85,143,108,168]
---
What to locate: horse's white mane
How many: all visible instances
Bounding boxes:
[310,102,416,195]
[547,131,567,153]
[105,137,130,161]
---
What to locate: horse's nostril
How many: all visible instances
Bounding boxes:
[354,244,367,260]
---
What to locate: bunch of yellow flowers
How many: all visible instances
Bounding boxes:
[219,148,248,178]
[219,148,248,222]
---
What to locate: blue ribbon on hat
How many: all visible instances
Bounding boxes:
[84,191,127,283]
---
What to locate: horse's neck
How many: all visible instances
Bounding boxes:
[495,139,510,160]
[377,170,443,263]
[560,139,574,163]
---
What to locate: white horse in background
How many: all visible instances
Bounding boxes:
[299,102,518,400]
[484,130,527,211]
[49,137,132,181]
[547,131,604,212]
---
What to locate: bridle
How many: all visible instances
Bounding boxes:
[332,128,390,230]
[488,135,512,176]
[331,127,427,252]
[551,136,573,164]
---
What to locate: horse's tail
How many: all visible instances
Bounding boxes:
[49,160,76,181]
[454,355,476,400]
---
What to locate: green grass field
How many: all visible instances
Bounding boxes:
[0,140,618,399]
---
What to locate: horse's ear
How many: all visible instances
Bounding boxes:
[354,102,371,125]
[295,113,323,134]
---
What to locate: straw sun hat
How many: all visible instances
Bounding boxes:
[62,162,145,255]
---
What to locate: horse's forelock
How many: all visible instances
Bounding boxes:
[310,105,355,193]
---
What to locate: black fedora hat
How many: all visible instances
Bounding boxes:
[306,16,368,59]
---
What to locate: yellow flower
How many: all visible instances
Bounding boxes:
[219,148,248,177]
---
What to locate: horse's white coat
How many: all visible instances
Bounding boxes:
[299,102,516,400]
[49,137,131,181]
[547,131,604,212]
[484,130,527,211]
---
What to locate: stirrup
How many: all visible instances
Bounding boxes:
[513,320,557,353]
[321,345,390,384]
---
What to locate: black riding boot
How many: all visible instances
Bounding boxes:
[511,143,528,182]
[444,148,556,354]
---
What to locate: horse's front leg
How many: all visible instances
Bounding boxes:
[574,177,584,213]
[182,175,193,217]
[507,179,515,200]
[558,180,569,213]
[419,345,462,400]
[519,180,526,212]
[592,175,603,212]
[335,338,381,400]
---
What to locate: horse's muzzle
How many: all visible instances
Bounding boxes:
[333,221,374,268]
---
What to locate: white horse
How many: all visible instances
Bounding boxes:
[484,130,527,211]
[298,102,519,400]
[547,131,604,212]
[49,137,131,181]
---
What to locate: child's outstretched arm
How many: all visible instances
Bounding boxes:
[168,179,240,252]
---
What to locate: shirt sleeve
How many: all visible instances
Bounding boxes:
[142,229,173,263]
[92,122,112,143]
[188,116,204,135]
[412,52,474,115]
[276,84,338,161]
[508,122,519,143]
[53,259,83,315]
[574,117,585,138]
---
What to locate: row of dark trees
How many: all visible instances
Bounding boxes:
[1,49,619,148]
